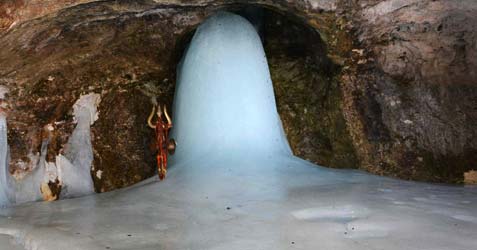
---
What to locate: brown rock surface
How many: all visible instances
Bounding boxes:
[340,0,477,182]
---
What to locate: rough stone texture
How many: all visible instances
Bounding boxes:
[0,0,95,31]
[0,0,476,192]
[263,9,358,168]
[339,0,477,182]
[91,84,173,193]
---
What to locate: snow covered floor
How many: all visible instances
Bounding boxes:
[0,154,477,250]
[0,234,23,250]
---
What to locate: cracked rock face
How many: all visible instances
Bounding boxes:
[0,0,476,194]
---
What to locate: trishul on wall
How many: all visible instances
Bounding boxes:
[147,103,176,180]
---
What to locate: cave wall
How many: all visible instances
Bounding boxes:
[0,0,206,192]
[0,0,476,193]
[0,0,96,31]
[339,0,477,182]
[260,9,358,168]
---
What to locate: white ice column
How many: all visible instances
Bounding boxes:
[170,11,291,164]
[0,114,14,206]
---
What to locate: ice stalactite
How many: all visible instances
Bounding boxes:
[0,115,12,206]
[59,93,100,198]
[171,11,291,165]
[0,86,14,207]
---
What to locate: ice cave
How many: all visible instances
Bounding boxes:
[1,2,477,250]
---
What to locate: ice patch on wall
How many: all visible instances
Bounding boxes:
[0,86,14,206]
[171,11,291,165]
[0,112,14,206]
[0,93,100,206]
[59,93,100,198]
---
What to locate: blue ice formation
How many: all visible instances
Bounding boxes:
[170,11,291,164]
[0,114,14,206]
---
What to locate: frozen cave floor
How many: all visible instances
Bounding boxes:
[0,153,476,250]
